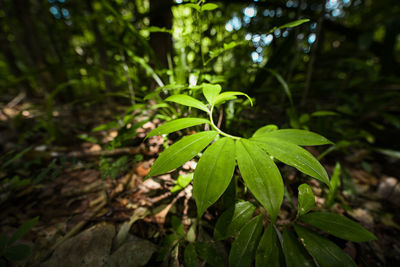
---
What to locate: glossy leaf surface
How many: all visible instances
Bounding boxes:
[193,138,236,216]
[294,225,357,267]
[251,137,330,186]
[282,229,315,267]
[256,224,283,267]
[165,94,209,112]
[236,139,283,222]
[148,131,217,177]
[297,184,315,216]
[146,118,210,138]
[300,212,376,242]
[202,83,221,105]
[214,201,256,240]
[252,124,278,138]
[214,91,253,106]
[201,3,219,11]
[256,129,332,146]
[229,215,263,267]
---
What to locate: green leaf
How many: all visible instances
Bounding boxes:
[184,243,199,267]
[146,118,210,138]
[229,215,263,267]
[255,129,333,146]
[297,184,315,216]
[171,173,193,193]
[148,131,218,177]
[183,3,201,11]
[8,217,39,246]
[282,229,315,267]
[294,225,357,267]
[311,110,339,117]
[202,83,221,105]
[214,91,253,106]
[251,137,330,186]
[278,19,310,29]
[300,212,376,242]
[4,244,31,261]
[256,224,283,267]
[326,163,341,208]
[214,201,256,240]
[252,125,279,138]
[165,94,209,112]
[201,3,219,11]
[236,139,283,222]
[193,138,236,216]
[195,242,224,267]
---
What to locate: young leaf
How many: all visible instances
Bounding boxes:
[4,244,31,261]
[236,139,284,222]
[251,137,330,186]
[326,162,341,208]
[182,3,201,11]
[256,224,283,267]
[148,131,218,177]
[165,94,209,112]
[300,212,376,242]
[193,138,236,216]
[214,201,256,240]
[294,225,357,267]
[282,229,316,267]
[255,129,333,146]
[201,3,219,11]
[297,184,315,216]
[202,83,221,105]
[195,242,224,267]
[146,118,210,139]
[184,243,199,267]
[229,215,263,267]
[214,91,253,106]
[8,217,39,246]
[252,124,279,138]
[278,19,310,29]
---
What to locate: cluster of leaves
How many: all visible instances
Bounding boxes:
[0,217,38,266]
[147,84,376,266]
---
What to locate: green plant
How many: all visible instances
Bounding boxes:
[146,85,376,266]
[0,217,38,266]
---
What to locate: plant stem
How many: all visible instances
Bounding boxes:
[208,105,241,139]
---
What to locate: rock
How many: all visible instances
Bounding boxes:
[106,235,157,267]
[41,223,115,267]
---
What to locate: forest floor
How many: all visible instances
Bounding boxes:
[1,100,400,267]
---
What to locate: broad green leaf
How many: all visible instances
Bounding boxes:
[256,224,283,267]
[202,83,221,105]
[294,225,357,267]
[255,129,333,146]
[184,243,199,267]
[229,215,263,267]
[165,94,209,112]
[300,212,376,242]
[146,118,210,138]
[195,242,224,267]
[214,201,256,240]
[201,3,218,11]
[252,125,278,138]
[194,138,236,216]
[148,131,218,177]
[4,244,31,261]
[278,19,310,29]
[251,137,330,186]
[236,139,283,222]
[326,162,341,208]
[8,217,38,246]
[297,184,315,216]
[171,173,193,193]
[282,229,315,267]
[214,91,253,106]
